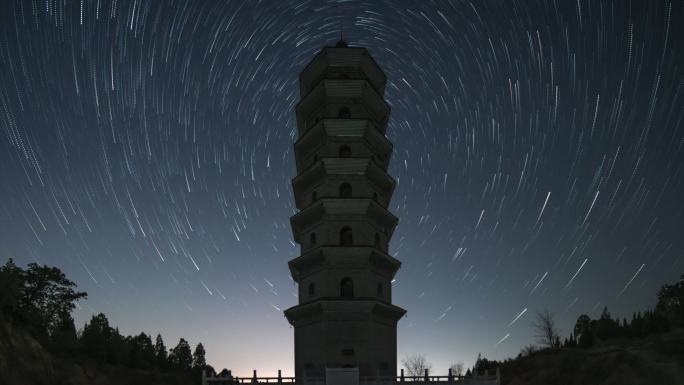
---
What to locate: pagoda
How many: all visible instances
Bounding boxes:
[284,39,405,378]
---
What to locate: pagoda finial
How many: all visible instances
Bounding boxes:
[336,20,347,47]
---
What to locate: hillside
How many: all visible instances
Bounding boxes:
[499,329,684,385]
[0,319,195,385]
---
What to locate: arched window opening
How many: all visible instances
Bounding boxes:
[339,183,352,198]
[341,277,354,297]
[308,283,315,296]
[313,154,319,162]
[340,227,353,246]
[374,233,380,247]
[377,282,383,297]
[312,191,317,203]
[338,106,351,118]
[339,145,352,158]
[373,192,378,202]
[310,232,317,246]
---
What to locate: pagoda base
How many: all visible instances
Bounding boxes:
[285,299,405,378]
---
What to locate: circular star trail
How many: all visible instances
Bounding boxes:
[0,0,682,375]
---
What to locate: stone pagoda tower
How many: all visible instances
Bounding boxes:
[284,39,406,378]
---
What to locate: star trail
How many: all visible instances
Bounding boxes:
[1,0,683,376]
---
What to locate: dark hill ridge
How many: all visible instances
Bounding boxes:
[500,329,684,385]
[0,319,194,385]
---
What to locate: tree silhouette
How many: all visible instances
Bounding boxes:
[169,338,193,370]
[50,309,78,352]
[128,332,156,369]
[595,306,620,340]
[192,342,207,369]
[401,354,432,377]
[107,327,128,365]
[81,313,113,362]
[473,353,500,375]
[656,273,684,328]
[532,309,559,348]
[0,259,22,317]
[449,362,464,376]
[155,334,169,368]
[16,262,87,337]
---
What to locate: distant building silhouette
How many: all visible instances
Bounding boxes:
[284,39,406,378]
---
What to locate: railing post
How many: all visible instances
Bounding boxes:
[278,369,282,385]
[424,369,428,383]
[448,368,453,383]
[400,369,404,382]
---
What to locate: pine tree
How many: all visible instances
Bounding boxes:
[192,342,207,369]
[154,334,168,368]
[128,333,155,369]
[80,313,112,362]
[107,327,128,366]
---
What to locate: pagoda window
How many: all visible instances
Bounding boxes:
[377,282,383,297]
[374,233,380,247]
[308,283,315,296]
[310,232,317,246]
[373,192,379,202]
[341,277,354,297]
[312,191,317,202]
[339,145,352,158]
[338,106,351,118]
[340,227,353,246]
[339,183,352,198]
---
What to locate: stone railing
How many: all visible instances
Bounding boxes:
[202,368,499,385]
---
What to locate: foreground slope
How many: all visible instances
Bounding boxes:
[500,330,684,385]
[0,320,194,385]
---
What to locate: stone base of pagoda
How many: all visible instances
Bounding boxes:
[284,299,406,378]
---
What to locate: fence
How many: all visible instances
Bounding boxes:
[202,368,500,385]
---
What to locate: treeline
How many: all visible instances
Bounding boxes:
[78,312,208,372]
[469,273,684,375]
[0,258,212,376]
[564,273,683,349]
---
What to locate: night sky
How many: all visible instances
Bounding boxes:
[1,0,683,376]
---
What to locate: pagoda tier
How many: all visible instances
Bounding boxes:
[294,118,393,173]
